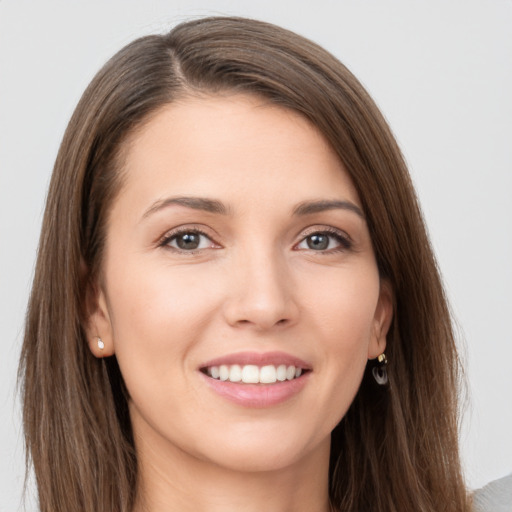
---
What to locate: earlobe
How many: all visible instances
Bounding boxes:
[82,268,115,358]
[368,279,394,360]
[89,336,110,358]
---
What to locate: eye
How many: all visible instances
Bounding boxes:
[162,229,216,252]
[296,230,351,252]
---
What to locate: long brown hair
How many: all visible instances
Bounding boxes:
[19,16,470,511]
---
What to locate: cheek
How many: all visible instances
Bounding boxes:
[299,265,380,418]
[103,256,222,393]
[303,262,380,348]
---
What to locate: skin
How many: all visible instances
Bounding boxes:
[87,94,393,512]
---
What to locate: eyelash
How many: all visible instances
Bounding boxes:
[158,227,353,254]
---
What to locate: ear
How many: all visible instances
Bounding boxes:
[82,263,115,358]
[368,279,394,360]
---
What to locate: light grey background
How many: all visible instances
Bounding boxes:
[1,1,511,510]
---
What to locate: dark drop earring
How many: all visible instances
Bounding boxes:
[372,353,388,385]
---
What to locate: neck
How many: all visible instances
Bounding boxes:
[132,420,332,512]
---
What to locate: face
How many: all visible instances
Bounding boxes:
[88,94,392,474]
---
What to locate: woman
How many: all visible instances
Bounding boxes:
[20,16,472,511]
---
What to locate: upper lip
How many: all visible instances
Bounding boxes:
[199,351,312,370]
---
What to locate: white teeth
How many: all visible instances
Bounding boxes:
[276,364,287,381]
[260,365,277,384]
[241,365,259,384]
[229,364,242,382]
[219,365,229,381]
[205,364,305,384]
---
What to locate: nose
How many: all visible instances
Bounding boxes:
[222,248,299,331]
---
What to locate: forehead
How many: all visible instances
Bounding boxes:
[116,93,361,213]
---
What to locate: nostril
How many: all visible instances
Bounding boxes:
[241,318,290,328]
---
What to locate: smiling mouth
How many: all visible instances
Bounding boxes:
[200,364,308,384]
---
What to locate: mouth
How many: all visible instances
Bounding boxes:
[197,351,312,406]
[200,364,309,384]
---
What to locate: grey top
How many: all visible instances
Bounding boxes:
[472,473,512,512]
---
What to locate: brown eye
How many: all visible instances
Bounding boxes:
[165,231,213,251]
[176,233,201,250]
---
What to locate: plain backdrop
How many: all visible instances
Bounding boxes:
[1,1,511,510]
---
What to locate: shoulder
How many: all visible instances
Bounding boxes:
[472,473,512,512]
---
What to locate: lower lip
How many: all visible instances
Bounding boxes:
[199,372,310,408]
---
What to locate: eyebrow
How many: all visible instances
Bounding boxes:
[141,196,364,221]
[292,199,365,218]
[142,196,229,219]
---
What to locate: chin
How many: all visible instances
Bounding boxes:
[191,421,330,474]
